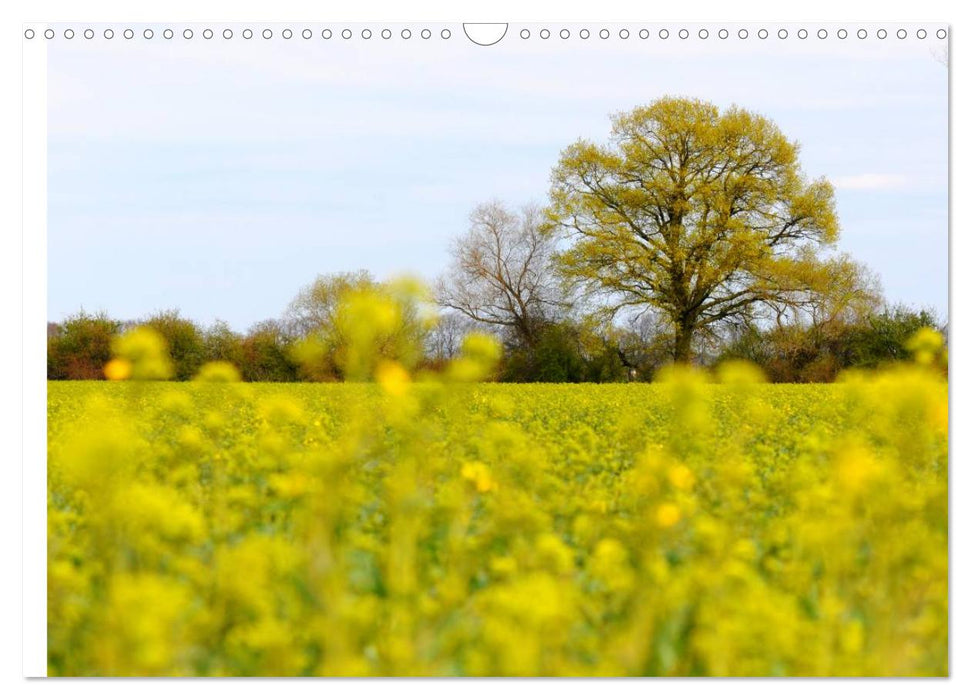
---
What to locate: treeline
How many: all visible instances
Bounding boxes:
[717,306,946,382]
[48,277,943,384]
[48,312,300,383]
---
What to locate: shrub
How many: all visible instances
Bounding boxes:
[47,312,121,380]
[141,310,205,381]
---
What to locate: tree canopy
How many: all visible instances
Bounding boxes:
[547,96,841,361]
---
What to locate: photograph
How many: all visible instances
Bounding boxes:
[38,21,948,677]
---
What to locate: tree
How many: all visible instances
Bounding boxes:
[142,310,205,380]
[547,97,840,362]
[424,311,477,368]
[47,311,121,379]
[285,270,377,339]
[495,316,633,383]
[610,311,677,381]
[850,305,942,367]
[285,272,431,380]
[761,254,883,329]
[438,201,564,349]
[501,322,586,382]
[718,305,943,382]
[240,320,298,382]
[203,320,245,367]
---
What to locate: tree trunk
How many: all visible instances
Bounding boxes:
[673,323,693,363]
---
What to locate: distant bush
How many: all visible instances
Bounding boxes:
[719,306,945,383]
[501,321,628,383]
[141,311,206,381]
[203,321,246,368]
[239,320,299,382]
[47,312,121,380]
[46,299,945,384]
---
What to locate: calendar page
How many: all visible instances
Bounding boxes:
[23,18,950,680]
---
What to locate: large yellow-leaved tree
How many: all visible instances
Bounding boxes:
[547,97,842,362]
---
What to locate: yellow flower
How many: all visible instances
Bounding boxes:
[447,333,503,382]
[376,360,410,397]
[461,460,496,493]
[111,327,173,380]
[906,327,944,366]
[667,464,696,491]
[655,502,682,528]
[715,360,766,385]
[840,619,865,654]
[193,361,241,382]
[835,443,884,493]
[103,358,132,381]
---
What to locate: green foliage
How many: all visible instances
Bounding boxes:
[47,312,121,380]
[46,303,945,386]
[203,321,245,368]
[239,321,299,382]
[142,310,205,381]
[502,323,584,382]
[862,306,943,366]
[719,306,945,382]
[500,321,628,383]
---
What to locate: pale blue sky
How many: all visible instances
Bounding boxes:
[47,24,949,330]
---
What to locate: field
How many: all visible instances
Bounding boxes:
[47,362,948,676]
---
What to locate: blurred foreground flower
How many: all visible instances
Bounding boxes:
[109,327,173,380]
[193,361,242,383]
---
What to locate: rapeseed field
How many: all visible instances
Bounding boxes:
[47,326,948,676]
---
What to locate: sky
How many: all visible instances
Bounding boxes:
[47,23,949,331]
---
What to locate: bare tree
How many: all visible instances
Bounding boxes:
[437,201,564,348]
[425,311,477,363]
